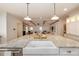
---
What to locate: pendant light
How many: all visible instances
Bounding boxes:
[51,3,59,20]
[24,3,31,20]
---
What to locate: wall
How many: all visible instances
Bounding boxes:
[66,8,79,36]
[7,13,23,41]
[0,12,7,43]
[27,19,51,33]
[0,12,23,43]
[52,19,66,35]
[33,25,50,33]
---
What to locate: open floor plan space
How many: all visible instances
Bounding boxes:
[0,3,79,56]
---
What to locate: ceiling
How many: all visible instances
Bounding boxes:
[0,3,79,26]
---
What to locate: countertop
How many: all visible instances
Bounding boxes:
[0,34,79,48]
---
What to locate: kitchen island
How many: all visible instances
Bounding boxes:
[0,34,79,56]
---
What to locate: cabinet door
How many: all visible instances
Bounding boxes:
[60,48,79,56]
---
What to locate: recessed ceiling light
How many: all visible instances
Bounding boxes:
[64,8,68,11]
[40,17,42,19]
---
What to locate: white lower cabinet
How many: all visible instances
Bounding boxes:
[59,48,79,56]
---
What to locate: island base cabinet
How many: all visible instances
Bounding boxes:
[59,48,79,56]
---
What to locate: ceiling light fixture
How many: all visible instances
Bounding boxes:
[66,19,69,23]
[24,3,31,20]
[39,26,43,31]
[64,8,68,11]
[30,27,33,30]
[51,3,59,20]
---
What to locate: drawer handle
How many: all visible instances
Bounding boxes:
[67,51,71,53]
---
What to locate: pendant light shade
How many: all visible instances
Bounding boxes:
[51,3,59,20]
[24,16,31,20]
[51,15,59,20]
[24,3,31,20]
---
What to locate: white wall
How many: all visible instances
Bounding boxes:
[7,13,23,41]
[66,16,79,36]
[66,8,79,36]
[33,25,50,33]
[0,12,7,43]
[42,25,50,32]
[53,19,66,35]
[0,12,23,43]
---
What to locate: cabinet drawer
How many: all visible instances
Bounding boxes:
[60,48,79,56]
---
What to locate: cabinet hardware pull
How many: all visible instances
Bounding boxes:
[67,51,71,53]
